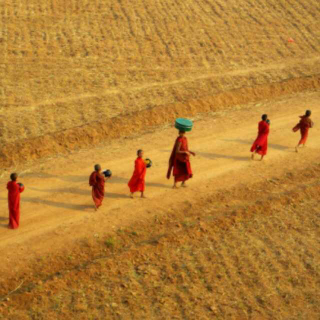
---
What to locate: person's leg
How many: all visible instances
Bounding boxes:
[141,191,146,198]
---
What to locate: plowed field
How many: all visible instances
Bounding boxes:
[1,1,320,319]
[0,92,320,319]
[1,0,320,167]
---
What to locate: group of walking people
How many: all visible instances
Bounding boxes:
[250,110,313,160]
[7,110,313,228]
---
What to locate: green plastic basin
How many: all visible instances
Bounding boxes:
[175,118,193,131]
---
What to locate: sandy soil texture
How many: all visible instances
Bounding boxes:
[1,0,320,167]
[0,92,319,319]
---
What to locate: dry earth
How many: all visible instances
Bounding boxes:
[1,0,320,167]
[0,92,319,319]
[1,0,320,318]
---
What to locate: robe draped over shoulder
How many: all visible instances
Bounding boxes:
[128,158,147,193]
[293,115,313,145]
[167,136,193,182]
[250,121,270,156]
[7,181,25,229]
[89,171,105,208]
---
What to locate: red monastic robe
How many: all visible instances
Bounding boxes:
[167,136,193,182]
[89,171,105,208]
[7,181,25,229]
[293,116,313,145]
[250,120,270,156]
[128,157,147,193]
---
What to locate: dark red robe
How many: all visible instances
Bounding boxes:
[167,136,193,182]
[7,181,25,229]
[293,116,313,145]
[89,171,105,208]
[250,120,270,156]
[128,157,147,193]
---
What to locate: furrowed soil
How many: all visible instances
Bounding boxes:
[0,92,319,319]
[1,0,320,167]
[1,0,320,318]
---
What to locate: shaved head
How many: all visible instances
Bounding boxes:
[10,173,18,181]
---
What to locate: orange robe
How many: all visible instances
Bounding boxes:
[128,157,147,193]
[293,116,313,145]
[250,120,270,156]
[89,171,105,208]
[167,136,193,182]
[7,181,25,229]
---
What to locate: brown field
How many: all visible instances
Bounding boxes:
[1,0,320,319]
[0,92,320,319]
[1,0,320,167]
[1,153,320,319]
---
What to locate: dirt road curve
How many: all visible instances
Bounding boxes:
[0,91,319,276]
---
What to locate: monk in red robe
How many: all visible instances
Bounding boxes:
[128,150,147,198]
[293,110,313,152]
[167,130,195,188]
[7,173,25,229]
[251,114,270,161]
[89,164,107,210]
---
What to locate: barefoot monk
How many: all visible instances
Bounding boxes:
[251,114,270,161]
[7,173,25,229]
[89,164,105,210]
[128,150,147,198]
[167,130,195,188]
[293,110,314,152]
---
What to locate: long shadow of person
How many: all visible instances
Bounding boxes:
[110,176,169,189]
[197,152,249,162]
[21,173,88,183]
[0,216,8,229]
[22,197,93,212]
[28,187,88,196]
[107,193,130,199]
[222,138,290,151]
[29,187,130,200]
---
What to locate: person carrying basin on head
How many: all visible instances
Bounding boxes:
[167,118,195,188]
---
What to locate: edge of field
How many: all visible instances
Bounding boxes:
[1,74,319,169]
[0,159,319,319]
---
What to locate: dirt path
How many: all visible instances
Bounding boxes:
[0,91,319,277]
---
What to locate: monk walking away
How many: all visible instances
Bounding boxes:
[89,164,109,211]
[7,173,25,229]
[293,110,314,153]
[251,114,270,161]
[167,130,195,188]
[128,150,147,198]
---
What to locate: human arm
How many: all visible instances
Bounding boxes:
[176,141,195,156]
[18,183,25,193]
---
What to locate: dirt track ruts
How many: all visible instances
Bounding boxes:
[1,74,320,169]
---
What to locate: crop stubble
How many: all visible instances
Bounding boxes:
[1,0,320,167]
[0,161,319,319]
